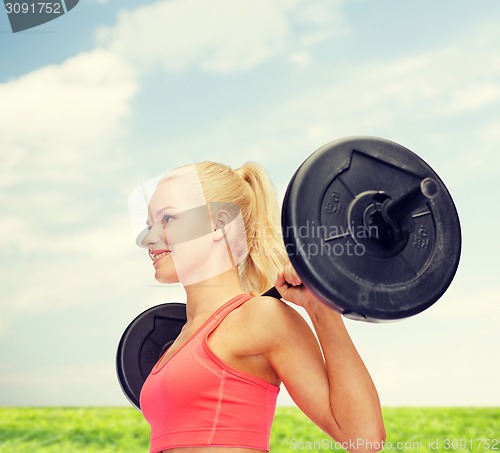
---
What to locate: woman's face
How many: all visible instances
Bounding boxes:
[140,170,246,286]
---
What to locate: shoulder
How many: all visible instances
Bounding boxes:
[237,295,314,352]
[242,295,302,323]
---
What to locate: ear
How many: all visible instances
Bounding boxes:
[212,209,231,240]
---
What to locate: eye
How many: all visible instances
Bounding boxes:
[161,213,174,225]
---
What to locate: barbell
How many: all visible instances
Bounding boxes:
[117,136,461,409]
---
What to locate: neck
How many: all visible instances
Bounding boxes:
[183,267,246,324]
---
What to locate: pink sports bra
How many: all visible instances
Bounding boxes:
[139,293,280,453]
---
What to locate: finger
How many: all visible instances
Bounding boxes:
[275,272,293,299]
[284,261,302,286]
[289,263,302,286]
[275,272,285,288]
[283,262,293,284]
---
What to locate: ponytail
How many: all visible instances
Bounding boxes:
[235,162,287,294]
[195,161,287,294]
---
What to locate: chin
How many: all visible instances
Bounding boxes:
[154,271,179,284]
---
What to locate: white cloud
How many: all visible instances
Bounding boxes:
[0,215,146,309]
[373,350,500,406]
[306,122,335,143]
[0,49,138,186]
[95,0,346,74]
[341,288,500,406]
[423,287,500,317]
[446,82,500,113]
[213,26,500,188]
[0,203,187,334]
[289,51,311,68]
[0,48,142,336]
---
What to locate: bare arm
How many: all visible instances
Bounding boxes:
[307,298,385,449]
[271,265,385,452]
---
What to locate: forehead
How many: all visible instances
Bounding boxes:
[149,168,206,213]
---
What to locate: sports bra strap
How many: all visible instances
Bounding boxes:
[209,292,254,332]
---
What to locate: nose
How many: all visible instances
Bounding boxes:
[140,222,167,248]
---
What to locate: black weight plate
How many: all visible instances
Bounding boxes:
[282,136,461,322]
[116,303,187,410]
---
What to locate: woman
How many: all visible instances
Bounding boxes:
[137,161,385,453]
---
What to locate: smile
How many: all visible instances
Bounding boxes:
[150,249,172,265]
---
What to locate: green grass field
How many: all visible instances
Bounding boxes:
[0,407,498,452]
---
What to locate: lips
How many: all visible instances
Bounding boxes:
[149,249,172,265]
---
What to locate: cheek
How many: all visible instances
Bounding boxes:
[184,234,212,251]
[172,235,213,265]
[169,236,215,285]
[165,219,212,246]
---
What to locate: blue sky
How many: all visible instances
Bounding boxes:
[0,0,499,408]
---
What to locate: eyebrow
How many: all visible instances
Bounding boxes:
[155,206,177,216]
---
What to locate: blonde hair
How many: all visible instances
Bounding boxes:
[195,161,287,294]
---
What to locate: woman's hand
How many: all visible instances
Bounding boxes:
[274,259,323,310]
